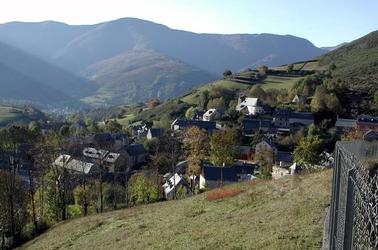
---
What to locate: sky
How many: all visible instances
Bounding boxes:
[0,0,377,47]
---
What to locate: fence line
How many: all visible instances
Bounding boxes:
[329,140,378,250]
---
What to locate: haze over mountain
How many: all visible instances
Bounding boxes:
[0,41,96,108]
[0,17,327,106]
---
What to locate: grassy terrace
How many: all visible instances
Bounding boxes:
[20,170,332,250]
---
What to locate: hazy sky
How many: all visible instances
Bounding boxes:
[0,0,377,47]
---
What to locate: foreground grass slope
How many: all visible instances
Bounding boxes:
[21,170,332,250]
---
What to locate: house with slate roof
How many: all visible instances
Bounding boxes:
[195,163,257,189]
[242,119,273,136]
[54,154,100,175]
[335,118,357,134]
[82,147,126,172]
[171,119,216,132]
[147,128,165,140]
[273,108,314,129]
[123,144,147,167]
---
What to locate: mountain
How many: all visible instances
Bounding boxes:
[0,41,97,108]
[19,170,332,250]
[0,18,326,105]
[81,50,215,105]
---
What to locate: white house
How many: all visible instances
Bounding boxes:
[272,162,301,179]
[162,173,188,199]
[236,97,264,115]
[203,109,217,121]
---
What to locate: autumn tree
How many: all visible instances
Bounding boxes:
[183,127,209,188]
[258,65,268,76]
[147,98,160,108]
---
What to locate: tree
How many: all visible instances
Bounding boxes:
[128,173,161,206]
[185,106,198,119]
[374,90,378,106]
[326,94,341,114]
[0,171,28,247]
[341,129,364,141]
[310,86,327,113]
[258,65,268,76]
[199,90,210,110]
[286,64,294,73]
[44,166,72,222]
[73,186,92,216]
[255,147,273,179]
[207,97,226,109]
[293,136,323,169]
[248,85,266,99]
[104,120,123,133]
[223,69,232,78]
[210,130,238,166]
[183,127,209,188]
[147,99,160,108]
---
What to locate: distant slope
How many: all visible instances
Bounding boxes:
[318,30,378,114]
[0,105,45,126]
[20,170,332,250]
[0,41,97,107]
[81,50,215,105]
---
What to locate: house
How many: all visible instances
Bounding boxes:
[112,133,129,150]
[171,119,216,132]
[147,128,165,140]
[236,97,264,115]
[123,144,147,167]
[255,138,277,157]
[82,147,126,172]
[242,119,273,136]
[89,133,115,148]
[272,162,301,179]
[363,130,378,141]
[192,110,205,120]
[273,108,314,129]
[236,146,254,162]
[54,154,99,175]
[129,123,148,139]
[356,115,378,132]
[335,118,357,134]
[275,151,294,168]
[198,163,256,189]
[292,94,301,104]
[203,108,218,121]
[162,173,191,199]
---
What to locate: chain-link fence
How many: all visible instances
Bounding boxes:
[329,141,378,250]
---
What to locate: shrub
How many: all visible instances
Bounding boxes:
[206,187,241,201]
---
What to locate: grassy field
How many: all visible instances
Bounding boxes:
[260,75,302,90]
[181,79,250,105]
[20,170,332,250]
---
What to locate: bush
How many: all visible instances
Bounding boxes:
[206,187,241,201]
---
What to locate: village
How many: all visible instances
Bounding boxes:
[4,89,378,209]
